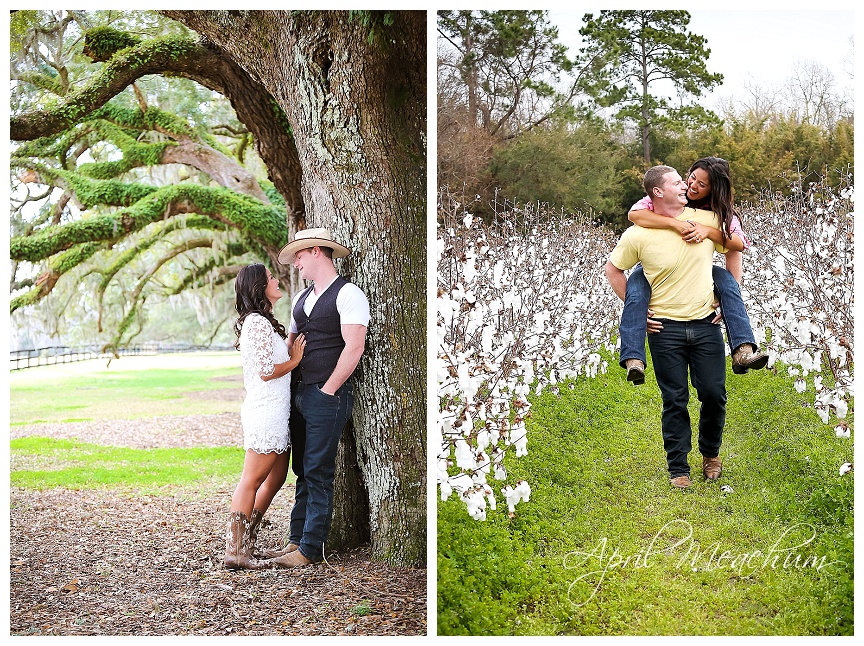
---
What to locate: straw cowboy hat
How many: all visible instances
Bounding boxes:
[278,227,351,264]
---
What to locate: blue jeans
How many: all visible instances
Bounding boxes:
[619,265,756,368]
[289,380,354,562]
[647,316,727,477]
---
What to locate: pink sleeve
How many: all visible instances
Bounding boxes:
[630,196,654,212]
[729,215,751,249]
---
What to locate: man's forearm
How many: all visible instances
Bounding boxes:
[605,261,628,302]
[321,346,364,395]
[321,324,367,395]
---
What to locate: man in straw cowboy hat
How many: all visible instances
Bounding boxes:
[263,227,370,567]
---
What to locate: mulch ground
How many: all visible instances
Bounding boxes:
[9,399,427,636]
[9,487,426,636]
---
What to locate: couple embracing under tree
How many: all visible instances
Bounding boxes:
[224,228,369,569]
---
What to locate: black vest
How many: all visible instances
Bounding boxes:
[293,276,348,385]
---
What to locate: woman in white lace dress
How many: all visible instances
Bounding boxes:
[224,263,306,569]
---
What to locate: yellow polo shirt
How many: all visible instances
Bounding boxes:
[609,208,727,320]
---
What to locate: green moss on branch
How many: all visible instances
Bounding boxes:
[11,183,288,262]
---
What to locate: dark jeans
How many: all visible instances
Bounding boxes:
[289,379,354,562]
[619,265,756,368]
[647,316,727,477]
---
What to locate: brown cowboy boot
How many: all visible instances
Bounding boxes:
[224,511,267,570]
[249,508,263,546]
[257,542,300,559]
[670,475,692,489]
[625,359,645,385]
[702,456,722,481]
[732,345,769,374]
[266,548,314,569]
[248,508,300,558]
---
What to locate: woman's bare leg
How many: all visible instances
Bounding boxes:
[252,451,289,515]
[230,450,279,518]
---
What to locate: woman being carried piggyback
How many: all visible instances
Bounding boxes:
[619,156,768,384]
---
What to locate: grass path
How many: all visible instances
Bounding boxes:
[437,359,853,635]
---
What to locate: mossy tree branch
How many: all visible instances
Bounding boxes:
[96,215,235,331]
[109,236,251,352]
[12,28,305,218]
[10,242,106,313]
[11,183,287,263]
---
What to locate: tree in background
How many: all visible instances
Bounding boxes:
[11,9,426,568]
[488,117,629,220]
[437,10,609,206]
[579,10,723,163]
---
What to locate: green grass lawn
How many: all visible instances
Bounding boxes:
[9,352,242,425]
[8,352,299,496]
[437,359,854,635]
[10,437,251,494]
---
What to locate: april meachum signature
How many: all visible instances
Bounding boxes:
[563,519,845,606]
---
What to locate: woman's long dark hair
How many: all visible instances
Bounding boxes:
[233,263,287,350]
[686,157,739,243]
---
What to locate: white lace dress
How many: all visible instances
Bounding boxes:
[239,313,291,454]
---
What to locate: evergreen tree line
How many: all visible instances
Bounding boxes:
[437,10,854,229]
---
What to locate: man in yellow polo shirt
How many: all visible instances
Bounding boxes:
[605,165,727,489]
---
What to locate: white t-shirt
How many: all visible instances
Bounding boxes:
[288,276,370,333]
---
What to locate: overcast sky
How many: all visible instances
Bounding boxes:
[547,8,854,111]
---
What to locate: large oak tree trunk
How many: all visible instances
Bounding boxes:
[164,10,426,567]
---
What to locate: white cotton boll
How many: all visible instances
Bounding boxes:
[514,432,528,457]
[816,406,830,424]
[463,489,487,520]
[494,464,507,480]
[436,236,447,260]
[440,480,452,501]
[720,484,734,494]
[463,213,474,228]
[466,375,483,403]
[501,486,518,513]
[492,260,504,287]
[839,462,852,476]
[774,255,786,274]
[448,473,474,494]
[483,484,497,511]
[835,425,850,438]
[437,458,450,480]
[463,408,474,431]
[834,398,848,420]
[794,378,806,393]
[515,480,531,502]
[476,428,491,453]
[475,451,491,475]
[502,480,532,513]
[454,439,475,469]
[814,375,824,392]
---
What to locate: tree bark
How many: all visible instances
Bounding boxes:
[163,10,427,567]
